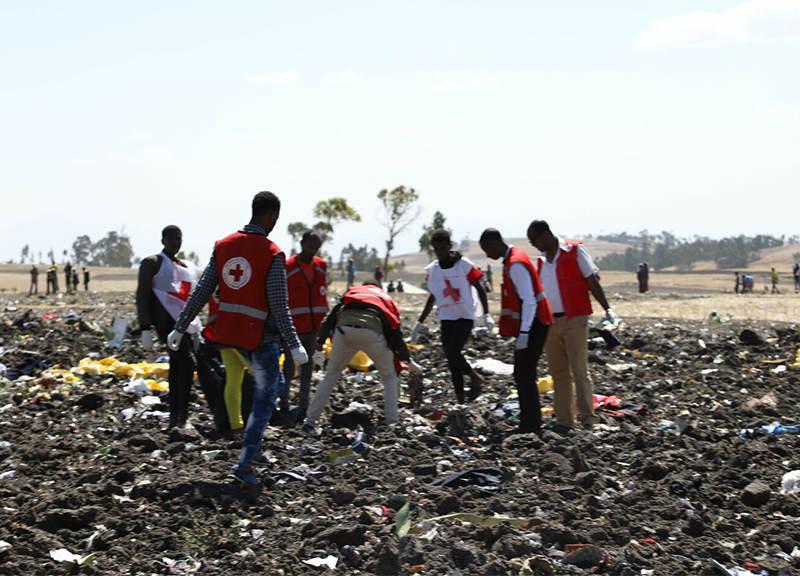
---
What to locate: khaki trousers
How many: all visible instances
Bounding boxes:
[545,315,598,427]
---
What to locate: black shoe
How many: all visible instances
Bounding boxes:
[544,423,576,437]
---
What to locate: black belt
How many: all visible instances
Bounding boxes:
[337,324,368,334]
[553,312,566,318]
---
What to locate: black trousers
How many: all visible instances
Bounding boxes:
[441,319,474,400]
[156,324,196,426]
[514,319,549,433]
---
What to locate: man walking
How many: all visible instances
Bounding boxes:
[303,281,420,432]
[170,191,306,485]
[480,229,553,434]
[528,220,617,432]
[29,265,38,295]
[280,230,328,421]
[137,225,203,430]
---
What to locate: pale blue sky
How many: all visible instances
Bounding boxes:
[2,0,799,265]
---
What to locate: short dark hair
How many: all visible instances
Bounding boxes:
[162,225,182,239]
[362,279,381,287]
[479,228,503,244]
[301,230,323,245]
[528,220,551,237]
[252,191,281,216]
[430,229,451,245]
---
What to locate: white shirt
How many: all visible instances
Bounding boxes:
[505,245,537,332]
[425,256,483,321]
[538,237,598,314]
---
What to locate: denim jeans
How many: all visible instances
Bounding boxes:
[236,340,284,469]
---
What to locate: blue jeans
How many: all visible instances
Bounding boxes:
[236,341,284,469]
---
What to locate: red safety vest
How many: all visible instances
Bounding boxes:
[500,246,554,337]
[286,255,328,334]
[213,232,282,350]
[342,285,401,330]
[537,241,593,318]
[202,288,220,342]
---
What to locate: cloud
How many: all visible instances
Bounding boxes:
[434,78,499,91]
[243,72,299,85]
[323,70,362,85]
[445,44,459,51]
[635,0,800,50]
[755,104,800,119]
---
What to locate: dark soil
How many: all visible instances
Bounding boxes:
[1,290,800,575]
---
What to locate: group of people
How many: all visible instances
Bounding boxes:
[136,191,617,484]
[734,267,799,295]
[28,263,90,295]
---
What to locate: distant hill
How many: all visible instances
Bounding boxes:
[660,244,800,273]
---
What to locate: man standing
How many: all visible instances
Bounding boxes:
[46,264,58,295]
[528,220,617,432]
[29,265,38,295]
[137,225,203,430]
[64,262,73,295]
[346,258,356,289]
[637,263,649,293]
[280,230,328,421]
[83,267,90,291]
[374,265,384,287]
[771,268,780,294]
[303,281,420,432]
[794,263,800,294]
[480,229,553,434]
[485,264,493,292]
[170,191,306,485]
[735,272,741,294]
[412,229,493,403]
[72,268,79,293]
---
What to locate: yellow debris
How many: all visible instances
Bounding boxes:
[76,358,170,379]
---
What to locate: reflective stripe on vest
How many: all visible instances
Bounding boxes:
[218,301,269,321]
[289,306,329,316]
[500,309,520,319]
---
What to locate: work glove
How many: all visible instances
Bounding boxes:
[141,329,153,351]
[408,360,422,375]
[167,329,184,351]
[312,349,326,367]
[483,314,495,333]
[410,321,423,343]
[515,332,529,350]
[290,345,309,366]
[605,308,620,322]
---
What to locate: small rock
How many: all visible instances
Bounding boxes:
[562,545,607,568]
[491,534,537,557]
[742,481,771,507]
[127,434,159,452]
[739,330,763,346]
[76,393,104,410]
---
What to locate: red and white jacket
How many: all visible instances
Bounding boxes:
[500,246,554,337]
[537,240,593,318]
[286,255,328,334]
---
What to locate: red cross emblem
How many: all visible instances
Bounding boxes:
[168,280,192,302]
[443,279,461,301]
[229,264,244,282]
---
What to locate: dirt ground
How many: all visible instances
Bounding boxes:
[2,287,800,575]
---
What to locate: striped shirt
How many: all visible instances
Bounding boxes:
[175,224,301,350]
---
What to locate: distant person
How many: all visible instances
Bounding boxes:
[485,264,493,292]
[374,265,384,287]
[29,265,38,295]
[528,219,617,432]
[303,281,421,432]
[743,274,754,294]
[396,279,404,293]
[64,262,73,295]
[794,263,800,293]
[480,228,553,434]
[137,225,203,430]
[413,229,493,403]
[46,264,58,295]
[387,280,395,293]
[771,267,779,294]
[171,191,305,485]
[734,272,740,294]
[280,230,328,422]
[83,267,90,291]
[71,268,79,293]
[637,262,649,293]
[346,258,356,289]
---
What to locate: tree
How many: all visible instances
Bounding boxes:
[20,244,29,264]
[92,231,134,267]
[47,249,55,264]
[177,250,200,265]
[72,235,93,265]
[312,198,361,243]
[287,222,308,253]
[377,185,420,279]
[418,211,452,259]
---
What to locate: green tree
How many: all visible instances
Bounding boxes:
[47,249,55,264]
[20,244,29,264]
[312,198,361,243]
[287,221,308,253]
[177,250,200,265]
[418,211,451,259]
[377,185,420,279]
[92,231,134,267]
[72,235,94,265]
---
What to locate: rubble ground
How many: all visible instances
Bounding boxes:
[1,290,800,575]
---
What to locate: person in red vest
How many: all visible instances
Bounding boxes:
[170,191,306,485]
[480,228,553,434]
[527,220,618,432]
[280,230,328,420]
[302,281,421,433]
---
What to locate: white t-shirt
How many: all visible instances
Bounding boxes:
[425,256,483,321]
[538,238,598,314]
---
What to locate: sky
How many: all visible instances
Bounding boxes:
[1,0,799,265]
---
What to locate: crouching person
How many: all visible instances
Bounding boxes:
[303,281,420,432]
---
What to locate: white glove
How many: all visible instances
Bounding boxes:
[408,360,422,375]
[515,332,529,350]
[141,329,153,350]
[410,321,423,343]
[167,329,184,351]
[605,308,620,321]
[290,345,309,366]
[312,349,326,367]
[483,314,495,332]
